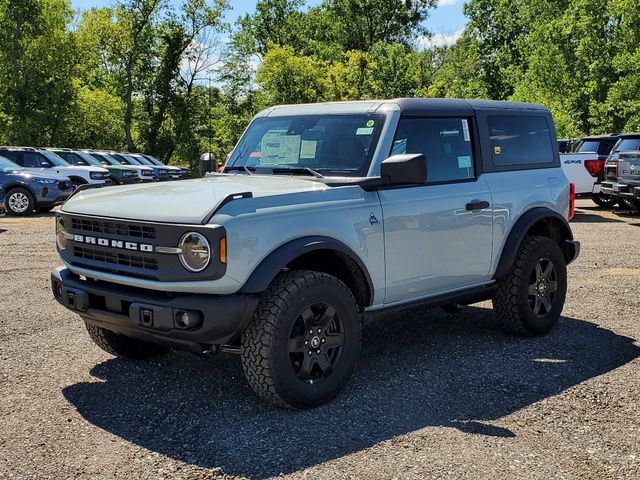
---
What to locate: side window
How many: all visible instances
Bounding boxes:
[1,151,21,165]
[488,115,554,166]
[22,152,50,168]
[391,118,475,183]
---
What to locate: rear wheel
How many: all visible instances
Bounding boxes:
[592,193,616,208]
[85,322,168,360]
[5,188,34,216]
[241,271,361,409]
[618,197,640,211]
[493,236,567,336]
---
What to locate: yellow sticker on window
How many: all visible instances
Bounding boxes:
[366,120,374,127]
[494,146,502,155]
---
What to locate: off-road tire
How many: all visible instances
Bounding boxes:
[592,193,616,209]
[85,322,168,360]
[240,270,361,409]
[493,235,567,337]
[618,197,640,211]
[5,187,35,216]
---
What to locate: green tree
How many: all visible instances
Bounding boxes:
[0,0,77,145]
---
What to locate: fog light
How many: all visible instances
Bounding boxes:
[176,311,190,329]
[174,310,202,330]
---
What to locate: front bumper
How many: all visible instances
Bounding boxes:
[51,267,259,352]
[34,185,72,206]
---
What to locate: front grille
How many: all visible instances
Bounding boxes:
[73,246,158,270]
[71,218,156,239]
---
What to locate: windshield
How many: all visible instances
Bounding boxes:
[144,155,164,166]
[228,114,385,177]
[132,155,153,166]
[90,153,116,165]
[0,155,23,172]
[40,150,71,166]
[613,138,640,153]
[76,152,104,167]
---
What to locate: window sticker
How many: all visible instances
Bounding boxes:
[261,132,301,164]
[366,120,375,127]
[494,145,502,155]
[457,155,472,169]
[462,119,470,142]
[300,140,317,159]
[356,127,374,135]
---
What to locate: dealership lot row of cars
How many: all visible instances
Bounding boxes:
[0,147,190,216]
[559,132,640,210]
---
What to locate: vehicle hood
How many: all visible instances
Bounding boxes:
[104,165,137,171]
[58,165,109,174]
[61,174,330,224]
[6,170,70,181]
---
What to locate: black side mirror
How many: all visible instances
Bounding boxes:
[380,154,427,186]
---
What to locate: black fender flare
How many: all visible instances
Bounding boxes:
[494,207,574,279]
[67,176,88,184]
[239,236,374,304]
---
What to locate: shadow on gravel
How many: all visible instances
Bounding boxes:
[572,212,623,223]
[63,307,640,479]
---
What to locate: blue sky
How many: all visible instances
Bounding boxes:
[70,0,467,44]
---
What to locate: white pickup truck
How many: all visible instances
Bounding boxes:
[560,134,619,207]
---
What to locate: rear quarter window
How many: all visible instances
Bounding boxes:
[488,115,555,167]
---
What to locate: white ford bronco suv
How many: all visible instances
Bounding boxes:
[52,99,580,409]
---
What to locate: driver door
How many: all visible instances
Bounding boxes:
[380,117,494,305]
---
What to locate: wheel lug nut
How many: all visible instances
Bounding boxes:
[317,328,321,333]
[321,338,326,343]
[304,340,308,345]
[309,329,313,334]
[308,351,312,356]
[316,350,321,354]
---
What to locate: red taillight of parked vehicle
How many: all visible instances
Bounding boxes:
[584,159,605,178]
[569,182,576,220]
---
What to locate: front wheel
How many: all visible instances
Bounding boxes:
[241,271,361,409]
[5,188,35,216]
[493,236,567,336]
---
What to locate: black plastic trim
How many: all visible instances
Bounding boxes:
[362,283,497,322]
[51,266,258,350]
[239,236,374,305]
[202,191,253,224]
[493,207,574,279]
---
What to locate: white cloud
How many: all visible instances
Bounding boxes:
[438,0,458,6]
[417,28,463,49]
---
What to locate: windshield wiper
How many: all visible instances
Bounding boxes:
[224,165,254,175]
[271,166,324,178]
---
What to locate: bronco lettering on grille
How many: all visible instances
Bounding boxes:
[73,234,154,252]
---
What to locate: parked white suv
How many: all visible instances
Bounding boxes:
[0,147,110,190]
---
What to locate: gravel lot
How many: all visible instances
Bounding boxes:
[1,199,639,480]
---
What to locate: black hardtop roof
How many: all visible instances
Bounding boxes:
[393,98,548,116]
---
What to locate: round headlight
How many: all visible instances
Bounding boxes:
[56,217,68,251]
[178,232,211,272]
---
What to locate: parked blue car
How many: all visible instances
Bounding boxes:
[0,155,73,216]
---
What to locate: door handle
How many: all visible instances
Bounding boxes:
[466,200,490,211]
